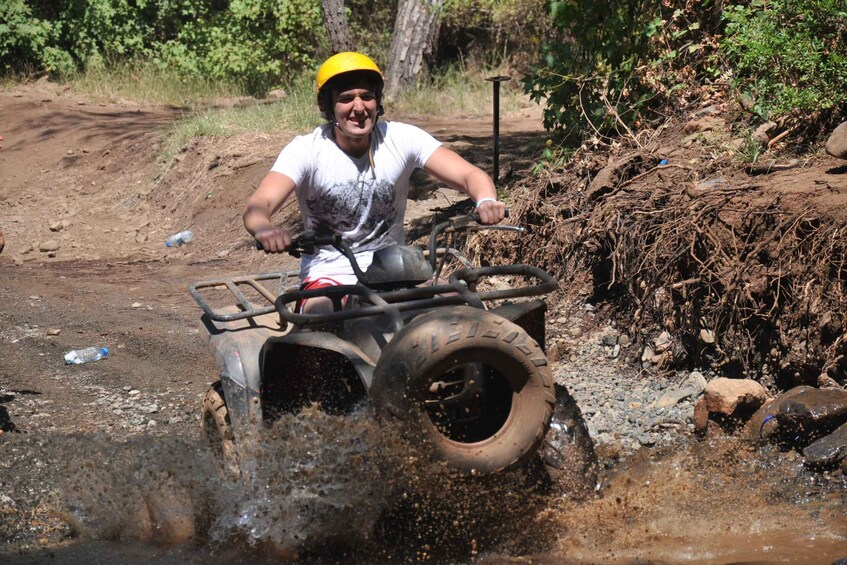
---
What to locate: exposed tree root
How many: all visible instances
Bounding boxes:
[487,135,847,392]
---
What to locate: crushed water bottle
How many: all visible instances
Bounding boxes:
[165,230,194,247]
[64,346,110,365]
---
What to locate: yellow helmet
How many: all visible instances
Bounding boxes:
[316,52,384,120]
[316,52,382,92]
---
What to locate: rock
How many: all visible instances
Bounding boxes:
[651,350,671,366]
[683,116,725,134]
[818,311,842,344]
[777,386,847,431]
[266,88,287,100]
[586,153,646,200]
[641,346,655,362]
[825,121,847,159]
[752,121,777,145]
[232,156,261,170]
[49,221,63,232]
[654,331,672,353]
[39,240,60,252]
[655,371,708,408]
[692,177,728,194]
[693,396,709,432]
[692,105,719,117]
[699,329,715,344]
[742,386,813,441]
[46,328,61,336]
[743,386,847,455]
[803,420,847,468]
[702,377,768,415]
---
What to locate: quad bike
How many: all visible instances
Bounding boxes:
[190,213,597,492]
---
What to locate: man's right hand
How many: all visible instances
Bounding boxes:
[254,227,292,253]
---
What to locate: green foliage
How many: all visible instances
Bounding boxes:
[734,131,764,164]
[522,1,719,140]
[0,0,72,74]
[388,62,521,118]
[722,0,847,120]
[345,0,397,62]
[0,0,327,95]
[440,0,549,69]
[531,139,572,174]
[159,0,325,95]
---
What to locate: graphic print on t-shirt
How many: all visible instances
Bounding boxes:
[305,174,396,250]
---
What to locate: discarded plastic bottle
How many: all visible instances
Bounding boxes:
[165,230,194,247]
[64,346,110,365]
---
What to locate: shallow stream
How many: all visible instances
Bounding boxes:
[2,409,845,564]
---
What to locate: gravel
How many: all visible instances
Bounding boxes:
[549,302,702,456]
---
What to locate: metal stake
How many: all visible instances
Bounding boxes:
[485,75,511,185]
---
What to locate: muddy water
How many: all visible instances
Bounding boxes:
[2,410,846,564]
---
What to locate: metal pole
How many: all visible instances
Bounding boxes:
[485,75,511,185]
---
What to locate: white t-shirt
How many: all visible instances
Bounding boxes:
[270,121,441,281]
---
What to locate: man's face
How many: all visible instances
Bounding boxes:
[331,80,378,140]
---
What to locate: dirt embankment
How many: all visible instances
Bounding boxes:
[493,104,847,393]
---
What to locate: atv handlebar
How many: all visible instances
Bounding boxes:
[223,211,557,328]
[254,212,522,254]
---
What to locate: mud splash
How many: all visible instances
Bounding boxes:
[1,408,556,563]
[2,415,846,564]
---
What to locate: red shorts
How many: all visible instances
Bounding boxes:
[295,276,349,313]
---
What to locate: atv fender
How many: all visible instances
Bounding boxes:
[261,331,376,391]
[490,299,547,351]
[200,311,283,437]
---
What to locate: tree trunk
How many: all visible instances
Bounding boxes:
[384,0,443,99]
[321,0,354,53]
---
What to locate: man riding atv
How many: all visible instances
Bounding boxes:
[192,52,596,493]
[242,52,505,309]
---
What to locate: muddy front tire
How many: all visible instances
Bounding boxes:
[371,306,556,475]
[201,381,239,477]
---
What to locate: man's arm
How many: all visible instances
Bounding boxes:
[243,171,297,252]
[422,146,506,224]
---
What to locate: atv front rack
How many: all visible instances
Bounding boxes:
[189,271,300,322]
